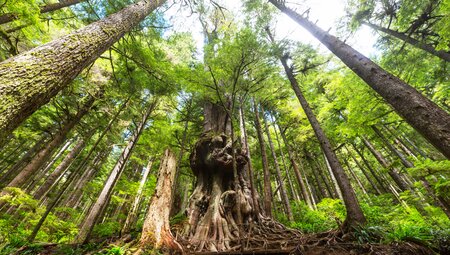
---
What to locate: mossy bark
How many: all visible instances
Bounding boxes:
[0,0,166,145]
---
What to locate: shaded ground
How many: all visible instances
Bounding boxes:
[3,231,438,255]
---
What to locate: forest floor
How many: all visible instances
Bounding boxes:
[6,231,438,255]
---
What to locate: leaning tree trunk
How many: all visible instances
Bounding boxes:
[362,21,450,62]
[62,150,106,209]
[0,135,49,187]
[362,137,411,192]
[75,100,156,244]
[272,42,366,230]
[139,149,182,251]
[33,135,88,200]
[5,94,97,189]
[0,0,166,145]
[268,0,450,159]
[122,158,153,234]
[279,127,314,209]
[262,107,293,221]
[252,99,273,217]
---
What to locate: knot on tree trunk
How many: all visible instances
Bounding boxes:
[190,132,247,176]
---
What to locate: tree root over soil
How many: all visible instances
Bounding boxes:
[176,224,434,255]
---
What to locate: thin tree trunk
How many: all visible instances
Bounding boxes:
[61,97,129,208]
[5,95,97,189]
[323,155,344,200]
[362,21,450,62]
[344,158,369,198]
[0,0,85,25]
[374,127,450,217]
[0,140,28,171]
[271,115,299,201]
[139,149,182,251]
[25,139,73,193]
[252,99,273,217]
[239,99,260,216]
[346,146,381,195]
[0,135,49,187]
[63,150,106,209]
[122,158,153,234]
[272,37,366,229]
[0,0,167,144]
[262,106,293,221]
[372,126,414,168]
[279,127,314,209]
[33,135,88,200]
[351,144,388,193]
[362,137,410,192]
[268,1,450,158]
[75,99,156,244]
[307,155,326,200]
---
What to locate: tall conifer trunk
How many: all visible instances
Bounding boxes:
[261,107,293,221]
[0,0,166,144]
[279,127,314,209]
[4,94,97,189]
[362,21,450,62]
[75,100,157,244]
[33,135,89,200]
[252,99,273,217]
[122,158,153,234]
[268,0,450,158]
[272,37,366,230]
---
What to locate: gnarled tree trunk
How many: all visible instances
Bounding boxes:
[184,102,252,251]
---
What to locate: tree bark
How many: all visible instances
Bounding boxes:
[252,99,273,217]
[185,102,254,252]
[271,115,299,201]
[62,150,106,209]
[33,135,88,200]
[5,94,96,189]
[25,138,73,193]
[122,158,153,234]
[362,21,450,62]
[268,0,450,159]
[140,149,182,251]
[279,127,314,209]
[0,0,85,25]
[351,144,388,193]
[362,137,411,192]
[273,41,366,230]
[0,135,49,187]
[262,107,293,221]
[75,100,156,244]
[346,146,381,195]
[0,0,166,144]
[239,99,261,216]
